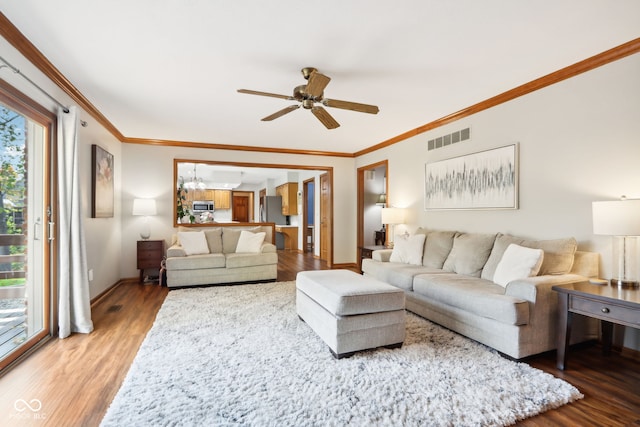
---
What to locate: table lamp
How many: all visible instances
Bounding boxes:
[132,198,157,240]
[381,207,405,247]
[592,197,640,288]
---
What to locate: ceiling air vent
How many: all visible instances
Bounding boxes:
[427,127,470,151]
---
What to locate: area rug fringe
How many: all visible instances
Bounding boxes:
[101,281,582,427]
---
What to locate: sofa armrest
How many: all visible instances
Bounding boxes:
[261,242,277,253]
[372,249,393,262]
[505,274,587,302]
[167,244,187,258]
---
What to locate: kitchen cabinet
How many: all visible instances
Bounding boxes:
[213,190,231,209]
[276,182,298,215]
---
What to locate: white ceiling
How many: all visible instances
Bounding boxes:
[2,1,639,154]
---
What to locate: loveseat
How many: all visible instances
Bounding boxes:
[165,223,278,288]
[361,229,599,359]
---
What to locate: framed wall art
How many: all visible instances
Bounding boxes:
[424,144,518,210]
[91,144,114,218]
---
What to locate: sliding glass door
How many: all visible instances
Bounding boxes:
[0,81,54,371]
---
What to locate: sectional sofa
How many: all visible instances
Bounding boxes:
[361,229,599,359]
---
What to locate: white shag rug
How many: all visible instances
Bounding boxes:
[101,281,582,427]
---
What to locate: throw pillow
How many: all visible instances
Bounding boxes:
[422,231,457,269]
[222,227,262,253]
[493,243,544,287]
[203,228,223,253]
[235,231,266,253]
[389,233,426,265]
[177,231,210,255]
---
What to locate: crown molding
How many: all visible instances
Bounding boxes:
[355,37,640,157]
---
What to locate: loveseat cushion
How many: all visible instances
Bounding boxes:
[412,273,529,325]
[166,253,226,270]
[226,252,278,268]
[204,227,223,253]
[422,230,457,268]
[442,233,496,277]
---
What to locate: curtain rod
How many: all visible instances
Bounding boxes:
[0,55,70,113]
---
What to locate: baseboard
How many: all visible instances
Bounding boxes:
[90,278,135,307]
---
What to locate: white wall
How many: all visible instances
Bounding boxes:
[120,144,357,279]
[356,53,640,348]
[0,36,123,300]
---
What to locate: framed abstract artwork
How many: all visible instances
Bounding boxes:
[91,144,114,218]
[424,144,518,210]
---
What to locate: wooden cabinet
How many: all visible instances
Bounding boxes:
[213,190,231,209]
[275,226,298,251]
[276,182,298,215]
[137,240,165,283]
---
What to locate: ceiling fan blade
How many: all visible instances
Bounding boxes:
[323,98,379,114]
[305,72,331,98]
[237,89,294,100]
[311,106,340,129]
[261,105,300,121]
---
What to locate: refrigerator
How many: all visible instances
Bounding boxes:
[260,196,286,249]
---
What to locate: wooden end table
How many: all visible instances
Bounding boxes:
[552,281,640,370]
[137,240,165,284]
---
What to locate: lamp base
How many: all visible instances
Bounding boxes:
[609,278,639,289]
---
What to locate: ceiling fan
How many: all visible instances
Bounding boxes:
[237,67,379,129]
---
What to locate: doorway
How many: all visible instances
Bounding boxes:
[357,161,388,267]
[303,178,315,254]
[232,191,253,222]
[0,81,54,372]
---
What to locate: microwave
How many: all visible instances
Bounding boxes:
[192,201,214,212]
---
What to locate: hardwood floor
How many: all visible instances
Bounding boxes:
[0,251,637,426]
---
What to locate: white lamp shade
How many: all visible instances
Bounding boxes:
[592,200,640,236]
[381,207,404,225]
[132,198,157,216]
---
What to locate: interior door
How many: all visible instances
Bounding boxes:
[320,173,331,263]
[232,193,250,222]
[0,81,53,372]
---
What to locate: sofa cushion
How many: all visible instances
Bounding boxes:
[389,233,426,265]
[166,253,226,270]
[493,244,544,287]
[235,230,266,253]
[422,231,456,268]
[481,233,525,281]
[203,228,223,253]
[225,252,278,268]
[442,233,496,277]
[521,237,577,275]
[412,273,529,325]
[177,231,210,255]
[364,262,447,291]
[222,227,262,253]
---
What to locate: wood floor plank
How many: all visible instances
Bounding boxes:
[0,251,637,426]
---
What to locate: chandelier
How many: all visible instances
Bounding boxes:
[180,164,206,190]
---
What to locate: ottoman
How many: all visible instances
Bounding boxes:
[296,269,406,358]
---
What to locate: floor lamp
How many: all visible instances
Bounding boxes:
[592,198,640,288]
[381,207,405,248]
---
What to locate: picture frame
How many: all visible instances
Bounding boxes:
[91,144,114,218]
[424,144,518,210]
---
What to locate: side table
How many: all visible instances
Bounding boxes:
[137,240,165,284]
[552,281,640,370]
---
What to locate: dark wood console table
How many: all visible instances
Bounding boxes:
[552,281,640,370]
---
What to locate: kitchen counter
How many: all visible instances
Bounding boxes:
[275,225,298,251]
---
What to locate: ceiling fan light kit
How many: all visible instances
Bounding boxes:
[238,67,379,129]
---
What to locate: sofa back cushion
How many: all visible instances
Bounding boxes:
[492,244,544,287]
[442,233,497,277]
[481,233,525,281]
[521,237,577,275]
[422,231,456,268]
[204,228,223,253]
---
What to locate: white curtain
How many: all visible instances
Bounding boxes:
[58,106,93,338]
